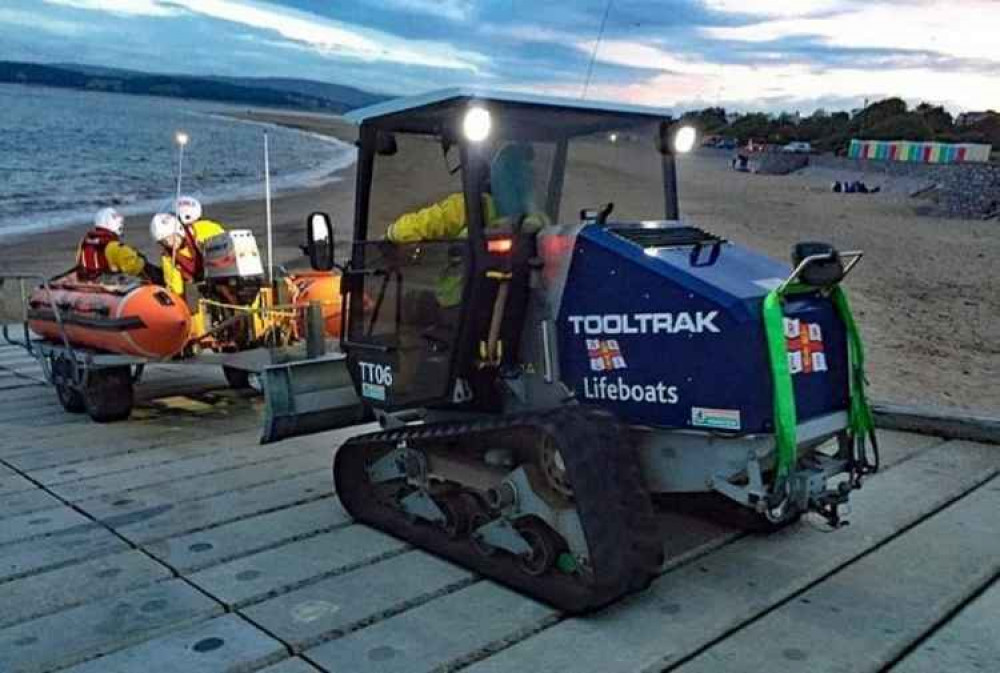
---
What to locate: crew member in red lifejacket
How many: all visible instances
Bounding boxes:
[150,201,224,295]
[76,208,147,280]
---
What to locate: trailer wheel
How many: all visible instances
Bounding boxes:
[56,383,86,414]
[83,367,134,423]
[51,358,85,413]
[222,366,252,390]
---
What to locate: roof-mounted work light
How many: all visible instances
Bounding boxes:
[463,106,491,142]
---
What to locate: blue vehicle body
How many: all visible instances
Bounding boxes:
[556,224,849,433]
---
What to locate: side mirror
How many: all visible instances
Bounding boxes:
[305,212,336,271]
[376,132,398,156]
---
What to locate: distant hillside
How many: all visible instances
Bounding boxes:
[2,61,387,113]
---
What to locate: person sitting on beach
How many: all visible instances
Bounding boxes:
[150,207,224,295]
[76,207,148,281]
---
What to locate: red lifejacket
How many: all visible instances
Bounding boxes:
[172,223,203,281]
[77,228,119,279]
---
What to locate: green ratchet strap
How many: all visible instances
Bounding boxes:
[762,285,875,480]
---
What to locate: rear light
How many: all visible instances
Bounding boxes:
[487,237,513,254]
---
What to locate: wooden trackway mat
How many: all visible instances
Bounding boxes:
[0,363,997,673]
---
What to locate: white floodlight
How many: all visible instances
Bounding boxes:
[175,131,190,202]
[463,106,491,142]
[673,125,697,154]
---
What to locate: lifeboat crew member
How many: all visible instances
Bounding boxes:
[76,207,147,281]
[150,196,224,295]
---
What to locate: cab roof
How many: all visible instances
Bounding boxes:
[344,88,674,138]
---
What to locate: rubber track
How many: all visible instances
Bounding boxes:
[333,406,662,614]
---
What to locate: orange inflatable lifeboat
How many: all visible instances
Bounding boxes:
[28,275,192,359]
[289,271,344,338]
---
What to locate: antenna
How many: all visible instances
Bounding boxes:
[174,131,189,204]
[582,0,613,99]
[264,132,274,286]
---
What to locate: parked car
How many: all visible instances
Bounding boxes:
[782,141,812,153]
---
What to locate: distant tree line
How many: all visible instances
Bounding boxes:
[0,61,366,113]
[682,98,1000,154]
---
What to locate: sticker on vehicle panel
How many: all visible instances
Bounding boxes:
[784,318,827,374]
[691,406,741,430]
[586,338,627,371]
[361,382,386,401]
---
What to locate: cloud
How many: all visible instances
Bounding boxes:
[703,1,1000,64]
[701,0,845,18]
[165,0,485,71]
[42,0,181,17]
[39,0,485,71]
[370,0,474,22]
[0,8,89,35]
[11,0,1000,113]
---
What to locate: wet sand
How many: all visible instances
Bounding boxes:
[2,111,996,413]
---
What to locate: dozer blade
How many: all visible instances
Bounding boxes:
[332,407,663,614]
[260,354,367,444]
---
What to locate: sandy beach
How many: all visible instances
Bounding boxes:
[2,110,997,413]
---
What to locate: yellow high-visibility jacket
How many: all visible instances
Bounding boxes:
[104,241,145,276]
[161,219,226,295]
[387,194,497,243]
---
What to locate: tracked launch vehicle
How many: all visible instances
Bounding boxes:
[298,90,878,613]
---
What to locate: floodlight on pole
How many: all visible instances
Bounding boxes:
[175,131,189,204]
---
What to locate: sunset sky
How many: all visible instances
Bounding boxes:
[3,0,998,113]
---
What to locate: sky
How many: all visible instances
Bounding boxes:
[1,0,998,114]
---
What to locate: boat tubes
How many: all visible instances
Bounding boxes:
[289,270,344,338]
[28,275,192,359]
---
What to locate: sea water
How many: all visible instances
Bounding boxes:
[0,84,356,238]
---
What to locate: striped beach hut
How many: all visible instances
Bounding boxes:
[848,139,992,163]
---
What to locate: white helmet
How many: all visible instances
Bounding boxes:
[94,207,124,236]
[175,195,202,225]
[150,212,183,243]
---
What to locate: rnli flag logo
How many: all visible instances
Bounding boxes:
[587,339,627,372]
[784,318,827,375]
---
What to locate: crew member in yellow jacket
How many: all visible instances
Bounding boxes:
[386,143,545,308]
[149,197,225,295]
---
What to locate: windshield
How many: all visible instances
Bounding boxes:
[560,128,667,223]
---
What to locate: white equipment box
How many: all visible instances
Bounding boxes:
[203,230,265,279]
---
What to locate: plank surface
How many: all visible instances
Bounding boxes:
[0,579,221,673]
[306,582,557,673]
[0,525,129,583]
[463,440,1000,673]
[892,577,1000,673]
[675,476,1000,672]
[0,550,171,628]
[90,471,333,544]
[187,525,409,608]
[60,614,286,673]
[243,551,475,652]
[0,358,993,673]
[0,487,64,519]
[49,441,326,502]
[145,497,348,573]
